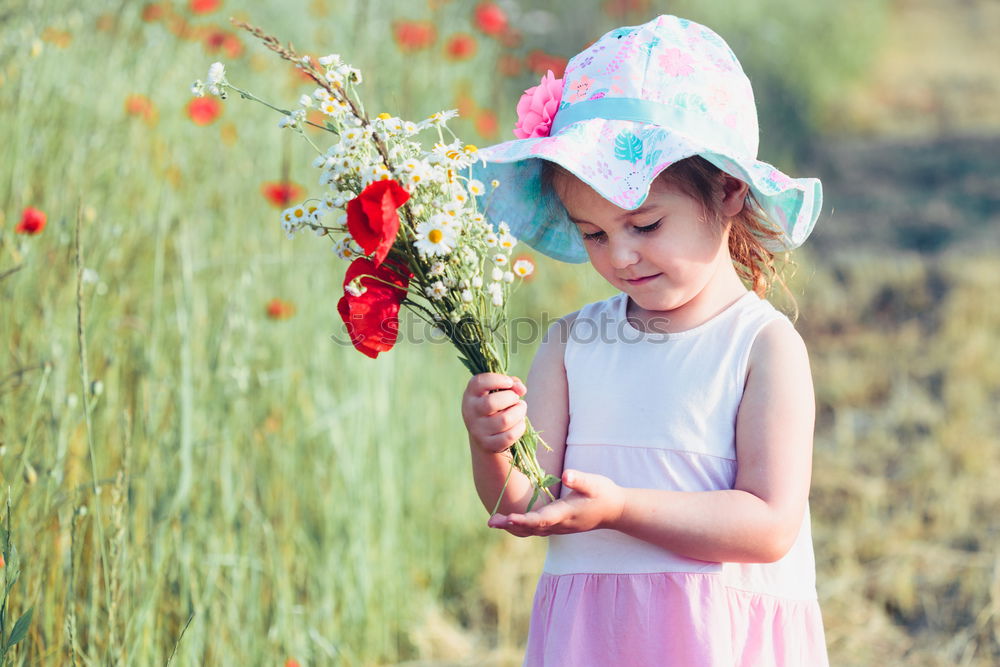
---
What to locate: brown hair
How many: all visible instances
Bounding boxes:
[540,157,796,314]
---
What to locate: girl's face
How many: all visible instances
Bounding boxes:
[554,172,747,317]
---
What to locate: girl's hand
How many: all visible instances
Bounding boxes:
[488,470,625,537]
[461,373,528,454]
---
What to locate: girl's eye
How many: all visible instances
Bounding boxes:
[581,220,661,243]
[634,220,662,234]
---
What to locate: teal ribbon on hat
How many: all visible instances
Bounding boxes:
[549,97,755,159]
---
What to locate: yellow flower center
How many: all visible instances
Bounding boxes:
[294,208,304,217]
[377,112,391,120]
[464,144,477,152]
[428,229,444,244]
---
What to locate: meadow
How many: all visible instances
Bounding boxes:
[1,0,998,665]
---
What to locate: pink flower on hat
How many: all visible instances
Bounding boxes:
[513,70,564,139]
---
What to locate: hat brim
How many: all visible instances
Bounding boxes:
[471,119,822,263]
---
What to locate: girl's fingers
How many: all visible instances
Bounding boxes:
[468,373,521,397]
[485,399,527,435]
[481,389,523,415]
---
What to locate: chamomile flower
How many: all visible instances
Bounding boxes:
[318,54,343,67]
[425,281,448,300]
[334,237,360,261]
[512,258,535,278]
[492,253,508,266]
[466,179,486,196]
[484,232,499,247]
[428,261,447,277]
[345,278,367,297]
[402,120,419,136]
[414,219,459,258]
[498,233,516,251]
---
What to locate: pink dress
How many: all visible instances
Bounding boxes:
[524,291,829,666]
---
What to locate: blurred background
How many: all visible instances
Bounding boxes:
[1,0,998,664]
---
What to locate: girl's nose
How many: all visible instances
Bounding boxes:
[608,237,640,269]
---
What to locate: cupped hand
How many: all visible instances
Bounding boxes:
[488,469,625,537]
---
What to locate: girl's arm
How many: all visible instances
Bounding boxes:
[492,318,815,564]
[463,314,574,516]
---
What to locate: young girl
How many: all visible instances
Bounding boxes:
[462,14,828,666]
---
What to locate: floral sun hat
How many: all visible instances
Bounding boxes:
[471,14,823,263]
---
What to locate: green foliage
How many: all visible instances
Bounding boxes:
[0,1,996,665]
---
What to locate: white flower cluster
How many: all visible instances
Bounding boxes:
[191,61,228,99]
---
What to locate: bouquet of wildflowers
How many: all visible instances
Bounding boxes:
[192,22,558,509]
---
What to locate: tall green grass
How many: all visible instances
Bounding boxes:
[1,1,997,665]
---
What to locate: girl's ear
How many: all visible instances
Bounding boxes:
[720,175,750,218]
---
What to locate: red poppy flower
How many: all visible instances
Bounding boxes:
[445,33,477,61]
[141,3,166,21]
[473,3,508,36]
[476,110,499,139]
[125,94,157,123]
[455,91,477,118]
[189,0,220,14]
[186,97,222,125]
[498,27,523,49]
[261,181,304,208]
[393,20,436,52]
[15,207,46,235]
[222,33,243,58]
[203,28,227,51]
[284,660,301,667]
[498,54,522,78]
[266,298,296,320]
[337,258,411,359]
[525,50,568,77]
[346,180,409,266]
[603,0,650,18]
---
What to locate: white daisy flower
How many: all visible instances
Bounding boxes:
[428,261,446,277]
[485,232,499,247]
[345,279,367,297]
[334,238,359,261]
[491,179,500,189]
[403,121,419,135]
[498,221,511,235]
[512,258,535,278]
[414,219,459,258]
[466,179,485,196]
[318,54,342,67]
[493,253,508,266]
[425,281,448,300]
[498,233,517,251]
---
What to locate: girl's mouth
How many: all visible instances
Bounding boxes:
[624,273,662,285]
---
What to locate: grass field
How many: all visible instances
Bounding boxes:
[2,1,998,665]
